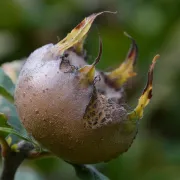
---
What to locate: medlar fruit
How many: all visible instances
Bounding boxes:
[15,12,159,164]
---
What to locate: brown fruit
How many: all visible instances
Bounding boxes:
[14,44,137,164]
[14,13,158,164]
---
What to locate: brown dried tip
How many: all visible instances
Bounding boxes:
[124,32,138,66]
[143,54,160,95]
[93,36,103,66]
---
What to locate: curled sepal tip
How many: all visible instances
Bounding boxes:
[78,37,103,86]
[128,54,160,121]
[54,11,116,55]
[124,32,138,66]
[103,32,138,90]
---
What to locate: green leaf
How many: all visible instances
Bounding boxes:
[0,96,28,146]
[0,67,27,137]
[0,67,27,135]
[0,127,39,148]
[0,127,29,141]
[0,68,15,103]
[72,164,109,180]
[0,67,40,151]
[0,97,26,132]
[0,97,29,147]
[0,113,11,138]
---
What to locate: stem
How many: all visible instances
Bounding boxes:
[0,152,25,180]
[0,139,34,180]
[71,163,110,180]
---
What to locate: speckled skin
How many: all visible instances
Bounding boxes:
[15,44,138,164]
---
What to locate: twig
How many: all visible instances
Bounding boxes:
[0,139,33,180]
[71,163,110,180]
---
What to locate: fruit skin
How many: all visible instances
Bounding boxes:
[15,44,138,164]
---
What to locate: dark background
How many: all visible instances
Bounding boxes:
[1,0,180,179]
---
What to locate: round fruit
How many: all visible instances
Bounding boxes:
[15,12,157,164]
[14,44,138,164]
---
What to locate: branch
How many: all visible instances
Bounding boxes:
[0,139,34,180]
[1,151,25,180]
[71,163,110,180]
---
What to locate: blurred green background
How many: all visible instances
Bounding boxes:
[1,0,180,179]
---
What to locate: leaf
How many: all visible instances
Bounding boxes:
[0,127,39,148]
[0,105,35,152]
[0,65,23,131]
[0,92,28,146]
[0,97,26,135]
[0,66,27,134]
[53,11,116,55]
[72,164,109,180]
[0,113,11,138]
[0,113,31,153]
[0,65,33,149]
[0,97,29,149]
[0,68,15,103]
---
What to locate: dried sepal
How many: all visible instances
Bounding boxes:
[128,54,160,121]
[78,37,102,86]
[102,32,138,90]
[53,11,116,55]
